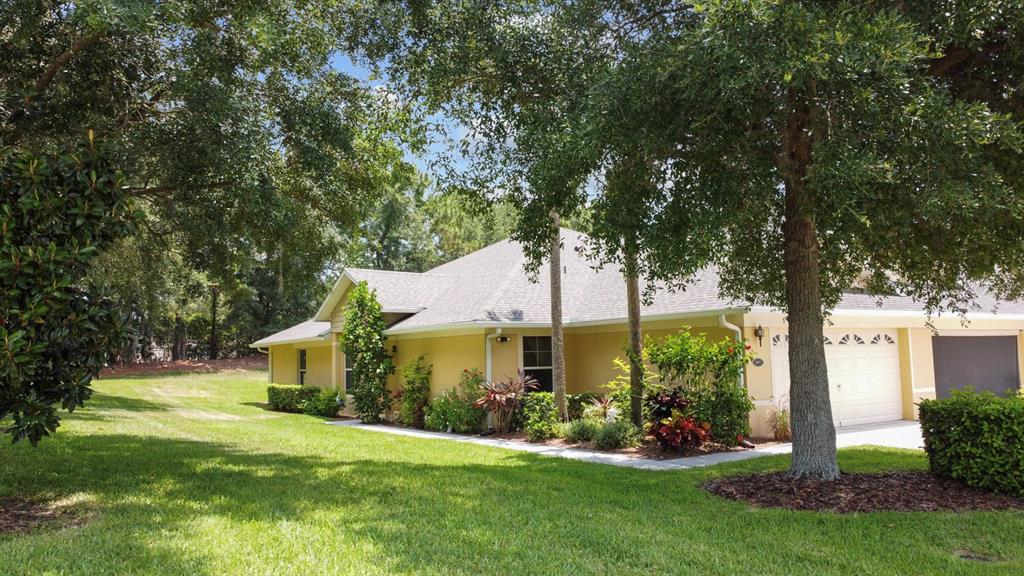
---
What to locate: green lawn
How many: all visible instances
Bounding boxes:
[1,370,1022,575]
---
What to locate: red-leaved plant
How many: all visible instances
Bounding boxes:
[474,370,538,433]
[653,411,709,452]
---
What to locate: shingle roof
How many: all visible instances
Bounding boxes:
[250,319,331,347]
[344,268,454,312]
[257,228,1024,344]
[384,229,745,332]
[834,289,1024,316]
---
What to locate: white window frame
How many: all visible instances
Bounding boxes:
[344,354,354,391]
[520,335,553,389]
[298,349,307,385]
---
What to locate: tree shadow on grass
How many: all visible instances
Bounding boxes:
[0,429,962,575]
[66,392,170,422]
[0,432,704,573]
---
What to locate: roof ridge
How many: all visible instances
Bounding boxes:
[346,267,452,278]
[425,238,514,274]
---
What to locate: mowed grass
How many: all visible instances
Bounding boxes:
[1,371,1022,575]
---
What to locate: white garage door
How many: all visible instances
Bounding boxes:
[771,330,903,427]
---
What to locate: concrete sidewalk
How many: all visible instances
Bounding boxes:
[327,419,923,471]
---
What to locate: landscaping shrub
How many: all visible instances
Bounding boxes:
[919,390,1024,497]
[567,392,601,420]
[767,395,792,441]
[653,413,709,452]
[603,356,659,422]
[646,388,692,422]
[424,368,486,433]
[522,392,560,441]
[594,421,641,450]
[583,395,619,423]
[341,282,394,423]
[646,330,754,447]
[267,384,319,412]
[302,389,344,417]
[697,382,753,446]
[397,355,432,428]
[475,370,537,433]
[562,418,601,443]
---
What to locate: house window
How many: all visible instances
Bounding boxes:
[298,349,307,385]
[522,336,553,392]
[344,354,354,391]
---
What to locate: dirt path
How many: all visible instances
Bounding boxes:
[99,357,267,378]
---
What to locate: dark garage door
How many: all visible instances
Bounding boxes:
[933,336,1021,398]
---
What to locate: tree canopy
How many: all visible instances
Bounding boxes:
[0,0,410,442]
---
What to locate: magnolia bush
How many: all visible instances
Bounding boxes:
[341,282,394,423]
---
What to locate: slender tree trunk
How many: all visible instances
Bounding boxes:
[624,248,644,428]
[277,247,285,296]
[174,312,186,360]
[209,286,219,360]
[781,91,839,480]
[549,210,567,420]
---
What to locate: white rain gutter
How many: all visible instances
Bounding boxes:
[718,315,746,389]
[485,328,503,382]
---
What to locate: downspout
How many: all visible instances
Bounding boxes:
[484,328,502,431]
[485,328,502,382]
[718,315,746,389]
[256,347,270,384]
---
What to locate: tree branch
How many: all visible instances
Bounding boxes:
[927,41,1006,78]
[129,180,233,199]
[28,32,105,103]
[608,4,695,40]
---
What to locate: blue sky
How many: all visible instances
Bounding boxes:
[330,53,468,181]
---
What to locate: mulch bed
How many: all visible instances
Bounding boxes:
[705,472,1024,513]
[488,431,768,461]
[100,357,267,378]
[0,498,73,535]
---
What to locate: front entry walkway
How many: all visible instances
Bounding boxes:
[327,419,924,471]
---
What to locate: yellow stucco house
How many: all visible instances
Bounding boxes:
[252,229,1024,437]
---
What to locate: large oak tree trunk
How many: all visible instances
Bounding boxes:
[781,92,839,480]
[624,249,644,428]
[550,211,568,420]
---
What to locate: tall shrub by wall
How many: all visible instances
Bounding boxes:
[646,330,754,446]
[341,282,394,423]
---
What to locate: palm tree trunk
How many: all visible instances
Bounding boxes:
[549,210,567,420]
[624,248,644,428]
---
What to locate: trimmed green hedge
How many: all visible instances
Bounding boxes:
[919,390,1024,497]
[522,392,560,441]
[267,384,321,413]
[302,389,345,417]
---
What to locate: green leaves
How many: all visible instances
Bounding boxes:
[2,0,409,304]
[920,390,1024,497]
[1,138,135,445]
[340,282,394,423]
[396,355,432,428]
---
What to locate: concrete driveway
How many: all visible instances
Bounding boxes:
[834,420,924,450]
